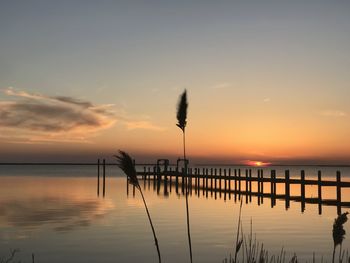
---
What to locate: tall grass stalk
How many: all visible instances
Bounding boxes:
[176,90,192,263]
[114,150,161,263]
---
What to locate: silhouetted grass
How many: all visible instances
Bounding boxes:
[176,89,193,263]
[114,150,162,263]
[224,207,350,263]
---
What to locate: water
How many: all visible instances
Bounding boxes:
[0,165,350,262]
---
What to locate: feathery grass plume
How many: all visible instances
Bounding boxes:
[114,150,162,263]
[332,212,349,263]
[114,150,138,188]
[176,90,192,263]
[176,89,188,132]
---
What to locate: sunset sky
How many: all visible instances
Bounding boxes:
[0,1,350,164]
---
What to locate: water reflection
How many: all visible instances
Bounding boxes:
[0,177,114,234]
[137,169,350,215]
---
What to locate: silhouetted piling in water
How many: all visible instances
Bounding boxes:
[318,170,322,214]
[261,169,264,204]
[228,169,231,198]
[136,165,350,215]
[301,170,305,212]
[245,169,249,194]
[103,159,106,197]
[285,170,290,209]
[249,169,252,202]
[238,169,241,194]
[97,159,100,196]
[337,171,341,215]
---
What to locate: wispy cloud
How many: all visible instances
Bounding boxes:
[0,87,165,143]
[125,120,166,131]
[210,82,231,90]
[319,110,347,118]
[263,97,271,103]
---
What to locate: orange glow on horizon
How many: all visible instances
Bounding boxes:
[246,160,271,167]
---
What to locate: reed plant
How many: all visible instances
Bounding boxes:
[332,212,349,263]
[225,206,350,263]
[114,150,162,263]
[176,90,193,263]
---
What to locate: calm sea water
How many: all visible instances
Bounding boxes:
[1,165,350,262]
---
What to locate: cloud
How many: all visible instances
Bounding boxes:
[319,110,347,118]
[263,98,271,103]
[211,82,231,90]
[0,87,116,142]
[125,120,166,131]
[0,88,166,143]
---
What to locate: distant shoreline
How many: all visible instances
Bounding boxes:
[0,163,350,167]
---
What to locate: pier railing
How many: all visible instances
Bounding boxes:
[135,166,350,215]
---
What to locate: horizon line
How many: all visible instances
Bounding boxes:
[0,162,350,167]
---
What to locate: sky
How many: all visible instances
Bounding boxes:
[0,0,350,164]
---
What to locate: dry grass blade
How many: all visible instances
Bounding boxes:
[114,150,161,263]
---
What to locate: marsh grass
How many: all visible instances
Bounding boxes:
[114,150,162,263]
[225,206,350,263]
[0,249,19,263]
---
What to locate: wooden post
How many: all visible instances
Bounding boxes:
[238,169,241,193]
[270,170,275,208]
[300,170,305,212]
[336,171,341,215]
[318,170,322,215]
[219,168,222,189]
[175,167,179,194]
[234,169,237,192]
[224,169,227,191]
[257,170,261,194]
[210,168,213,192]
[194,168,198,192]
[197,168,200,197]
[261,169,264,204]
[164,165,168,196]
[181,168,185,194]
[213,168,217,199]
[201,168,205,194]
[103,159,106,197]
[245,169,249,193]
[257,170,261,206]
[249,169,252,193]
[285,170,290,209]
[97,159,100,196]
[205,169,209,198]
[228,168,231,192]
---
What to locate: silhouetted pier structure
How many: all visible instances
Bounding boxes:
[134,161,350,215]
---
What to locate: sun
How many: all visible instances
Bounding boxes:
[255,161,263,166]
[246,160,271,167]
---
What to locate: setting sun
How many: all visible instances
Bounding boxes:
[246,160,271,167]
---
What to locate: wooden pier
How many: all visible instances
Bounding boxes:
[135,165,350,215]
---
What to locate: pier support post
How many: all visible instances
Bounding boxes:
[97,159,100,196]
[103,159,106,197]
[285,170,290,209]
[301,170,305,212]
[318,171,322,215]
[336,171,341,215]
